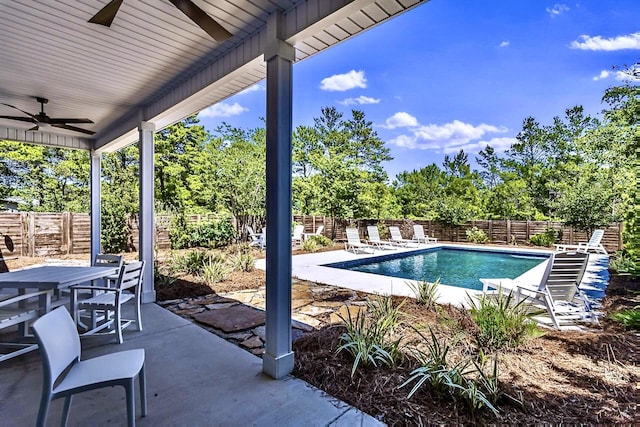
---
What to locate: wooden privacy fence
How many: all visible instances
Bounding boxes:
[292,215,623,254]
[0,212,624,258]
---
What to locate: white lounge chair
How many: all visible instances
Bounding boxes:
[292,224,304,246]
[412,224,438,244]
[344,228,376,254]
[366,226,397,250]
[555,229,608,255]
[481,252,596,329]
[388,226,418,247]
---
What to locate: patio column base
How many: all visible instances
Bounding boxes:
[142,289,156,304]
[262,351,294,380]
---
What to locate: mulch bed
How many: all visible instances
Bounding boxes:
[292,272,640,425]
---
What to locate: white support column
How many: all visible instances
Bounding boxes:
[138,122,156,303]
[89,150,101,262]
[262,11,295,380]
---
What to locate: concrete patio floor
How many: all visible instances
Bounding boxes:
[0,304,382,427]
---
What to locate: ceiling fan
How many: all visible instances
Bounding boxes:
[0,97,95,135]
[88,0,232,42]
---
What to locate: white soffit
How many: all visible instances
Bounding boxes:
[0,0,427,151]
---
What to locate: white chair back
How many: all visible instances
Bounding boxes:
[367,226,381,241]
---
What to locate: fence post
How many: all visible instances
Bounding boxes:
[506,220,511,244]
[28,213,36,257]
[525,220,530,242]
[488,219,493,242]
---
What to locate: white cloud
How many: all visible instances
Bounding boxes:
[381,112,419,129]
[499,41,510,48]
[592,69,635,81]
[387,120,510,154]
[570,33,640,51]
[320,70,367,91]
[339,95,381,106]
[199,102,248,118]
[238,84,263,95]
[546,4,569,17]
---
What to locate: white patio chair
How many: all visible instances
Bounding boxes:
[555,229,608,255]
[71,260,145,344]
[32,307,146,427]
[246,226,263,248]
[344,228,376,254]
[412,224,438,244]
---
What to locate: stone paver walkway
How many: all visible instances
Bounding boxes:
[159,280,369,355]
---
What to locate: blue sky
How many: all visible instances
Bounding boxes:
[197,0,639,180]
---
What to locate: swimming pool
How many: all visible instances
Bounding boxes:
[324,247,549,291]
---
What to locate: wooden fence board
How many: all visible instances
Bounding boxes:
[0,212,624,257]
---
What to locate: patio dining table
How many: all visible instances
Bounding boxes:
[0,265,119,358]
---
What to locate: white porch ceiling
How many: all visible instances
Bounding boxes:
[0,0,426,152]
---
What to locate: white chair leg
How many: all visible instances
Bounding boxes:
[116,308,123,344]
[140,363,147,417]
[36,393,51,427]
[62,395,73,426]
[125,379,135,427]
[135,300,142,331]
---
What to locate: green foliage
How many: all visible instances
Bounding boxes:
[101,202,130,253]
[608,307,640,330]
[228,251,256,272]
[190,218,236,248]
[306,234,332,247]
[467,290,542,350]
[407,278,440,307]
[529,227,561,247]
[466,227,489,244]
[435,197,471,228]
[169,211,191,250]
[337,295,403,377]
[400,328,499,417]
[609,251,638,275]
[301,239,318,252]
[202,257,232,283]
[173,250,214,275]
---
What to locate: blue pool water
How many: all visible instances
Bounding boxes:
[325,248,549,291]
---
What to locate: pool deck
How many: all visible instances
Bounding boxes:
[257,243,609,310]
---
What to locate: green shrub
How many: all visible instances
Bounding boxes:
[169,211,191,250]
[101,202,131,253]
[306,234,332,247]
[610,251,638,275]
[337,295,403,376]
[400,328,499,417]
[302,239,319,252]
[529,227,562,247]
[190,218,236,248]
[202,257,232,283]
[407,278,440,307]
[609,307,640,330]
[466,227,489,244]
[229,251,256,272]
[467,289,542,350]
[173,250,214,275]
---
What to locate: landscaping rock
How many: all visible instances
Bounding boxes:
[193,304,265,333]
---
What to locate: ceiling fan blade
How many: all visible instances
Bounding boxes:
[0,115,37,123]
[1,103,37,120]
[168,0,232,42]
[48,118,94,124]
[88,0,124,27]
[52,124,95,135]
[28,125,39,131]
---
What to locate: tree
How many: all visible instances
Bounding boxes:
[292,107,392,233]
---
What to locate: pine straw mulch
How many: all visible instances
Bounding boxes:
[292,273,640,425]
